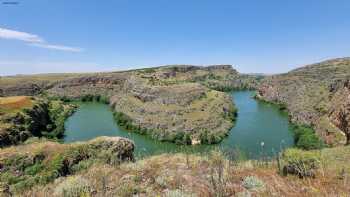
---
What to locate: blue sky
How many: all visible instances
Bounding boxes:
[0,0,349,75]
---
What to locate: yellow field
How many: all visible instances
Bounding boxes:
[0,96,33,112]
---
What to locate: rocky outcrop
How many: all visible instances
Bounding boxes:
[0,83,42,97]
[0,97,76,147]
[0,136,134,193]
[329,80,350,144]
[257,58,350,145]
[45,73,130,99]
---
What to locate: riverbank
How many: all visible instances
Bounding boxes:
[63,91,294,158]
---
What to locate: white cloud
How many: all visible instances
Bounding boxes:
[0,28,44,43]
[30,43,83,52]
[0,27,83,52]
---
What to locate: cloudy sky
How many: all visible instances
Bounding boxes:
[0,0,349,75]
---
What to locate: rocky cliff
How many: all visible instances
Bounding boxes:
[0,97,76,147]
[0,65,260,98]
[0,65,258,144]
[257,58,350,145]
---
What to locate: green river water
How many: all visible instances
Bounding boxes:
[64,91,294,158]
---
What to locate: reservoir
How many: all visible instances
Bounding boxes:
[64,91,294,158]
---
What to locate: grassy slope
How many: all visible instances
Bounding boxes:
[258,58,350,145]
[0,137,134,194]
[21,146,350,197]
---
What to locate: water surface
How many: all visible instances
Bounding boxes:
[64,91,294,158]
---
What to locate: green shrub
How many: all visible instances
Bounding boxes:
[80,94,109,104]
[199,130,224,144]
[81,94,94,102]
[24,163,44,175]
[282,148,321,178]
[292,125,324,150]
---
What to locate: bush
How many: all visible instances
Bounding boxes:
[242,176,265,191]
[54,176,91,197]
[199,130,224,144]
[80,94,109,104]
[293,125,324,150]
[282,148,321,178]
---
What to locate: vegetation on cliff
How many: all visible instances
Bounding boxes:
[258,58,350,146]
[111,87,237,145]
[292,125,324,150]
[0,96,76,147]
[0,136,134,194]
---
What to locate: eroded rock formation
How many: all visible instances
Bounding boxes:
[257,58,350,145]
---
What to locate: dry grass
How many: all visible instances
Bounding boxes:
[23,146,350,197]
[0,96,33,112]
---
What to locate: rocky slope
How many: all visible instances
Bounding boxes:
[0,136,134,194]
[257,58,350,145]
[0,96,76,147]
[14,146,350,196]
[1,65,260,144]
[0,65,260,98]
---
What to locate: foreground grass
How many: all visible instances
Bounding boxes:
[23,146,350,197]
[0,137,134,195]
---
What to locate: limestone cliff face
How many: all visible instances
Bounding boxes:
[257,58,350,145]
[46,73,130,98]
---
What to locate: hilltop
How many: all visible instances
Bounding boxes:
[257,58,350,146]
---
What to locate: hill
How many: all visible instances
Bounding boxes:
[0,65,261,145]
[257,58,350,146]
